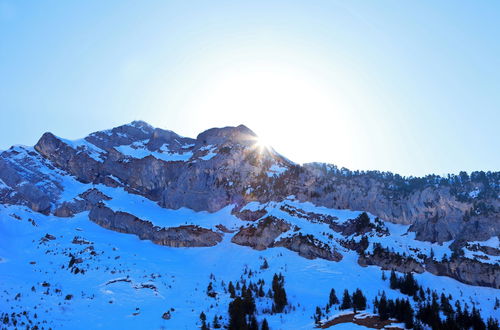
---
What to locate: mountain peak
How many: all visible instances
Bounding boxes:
[128,120,154,130]
[196,124,257,146]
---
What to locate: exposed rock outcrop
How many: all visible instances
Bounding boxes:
[274,234,342,261]
[358,246,500,288]
[34,132,103,183]
[231,207,267,221]
[88,204,222,247]
[231,216,290,250]
[54,189,111,217]
[294,164,500,243]
[425,258,500,289]
[0,156,52,213]
[358,253,425,274]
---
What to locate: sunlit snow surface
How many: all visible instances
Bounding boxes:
[1,198,499,329]
[59,137,107,163]
[267,164,288,177]
[115,140,193,162]
[462,236,500,265]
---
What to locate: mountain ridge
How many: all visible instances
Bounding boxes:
[1,120,499,329]
[1,121,497,241]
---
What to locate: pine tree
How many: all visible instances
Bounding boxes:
[471,306,485,329]
[400,272,418,296]
[402,298,414,329]
[487,316,500,330]
[228,281,236,298]
[258,284,265,297]
[228,297,246,330]
[200,312,208,330]
[249,315,258,330]
[389,270,398,290]
[242,286,256,315]
[272,273,287,313]
[418,287,426,302]
[212,315,221,329]
[314,306,322,325]
[440,293,453,317]
[329,288,339,306]
[207,282,216,298]
[378,292,389,321]
[340,289,352,310]
[261,318,270,330]
[352,288,366,311]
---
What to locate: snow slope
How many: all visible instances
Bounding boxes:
[1,196,499,329]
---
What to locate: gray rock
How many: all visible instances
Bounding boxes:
[89,204,222,247]
[274,234,343,261]
[231,216,290,250]
[54,188,111,217]
[358,252,425,274]
[425,258,500,289]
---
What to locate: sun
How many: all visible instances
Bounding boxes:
[251,136,272,155]
[255,136,270,149]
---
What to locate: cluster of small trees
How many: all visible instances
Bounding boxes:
[340,289,367,311]
[377,271,499,330]
[226,281,271,330]
[199,312,221,330]
[200,276,272,330]
[228,295,258,330]
[389,270,420,296]
[313,271,498,329]
[228,279,272,299]
[1,311,42,328]
[221,273,287,330]
[413,294,499,330]
[313,288,367,325]
[373,289,499,330]
[373,292,414,328]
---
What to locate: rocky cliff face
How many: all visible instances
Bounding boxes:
[290,164,500,244]
[274,234,342,261]
[231,216,290,250]
[89,204,222,247]
[1,120,498,287]
[6,120,495,246]
[425,258,500,289]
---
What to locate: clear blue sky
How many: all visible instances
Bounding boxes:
[1,1,499,176]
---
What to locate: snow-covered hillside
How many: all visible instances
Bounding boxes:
[0,121,499,329]
[1,196,499,329]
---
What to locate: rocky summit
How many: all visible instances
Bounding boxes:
[1,121,499,329]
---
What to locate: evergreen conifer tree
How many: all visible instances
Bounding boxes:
[329,288,339,306]
[228,281,236,298]
[212,315,221,329]
[261,319,270,330]
[340,289,352,310]
[271,273,287,313]
[389,270,398,290]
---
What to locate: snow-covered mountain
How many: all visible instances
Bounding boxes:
[1,121,499,329]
